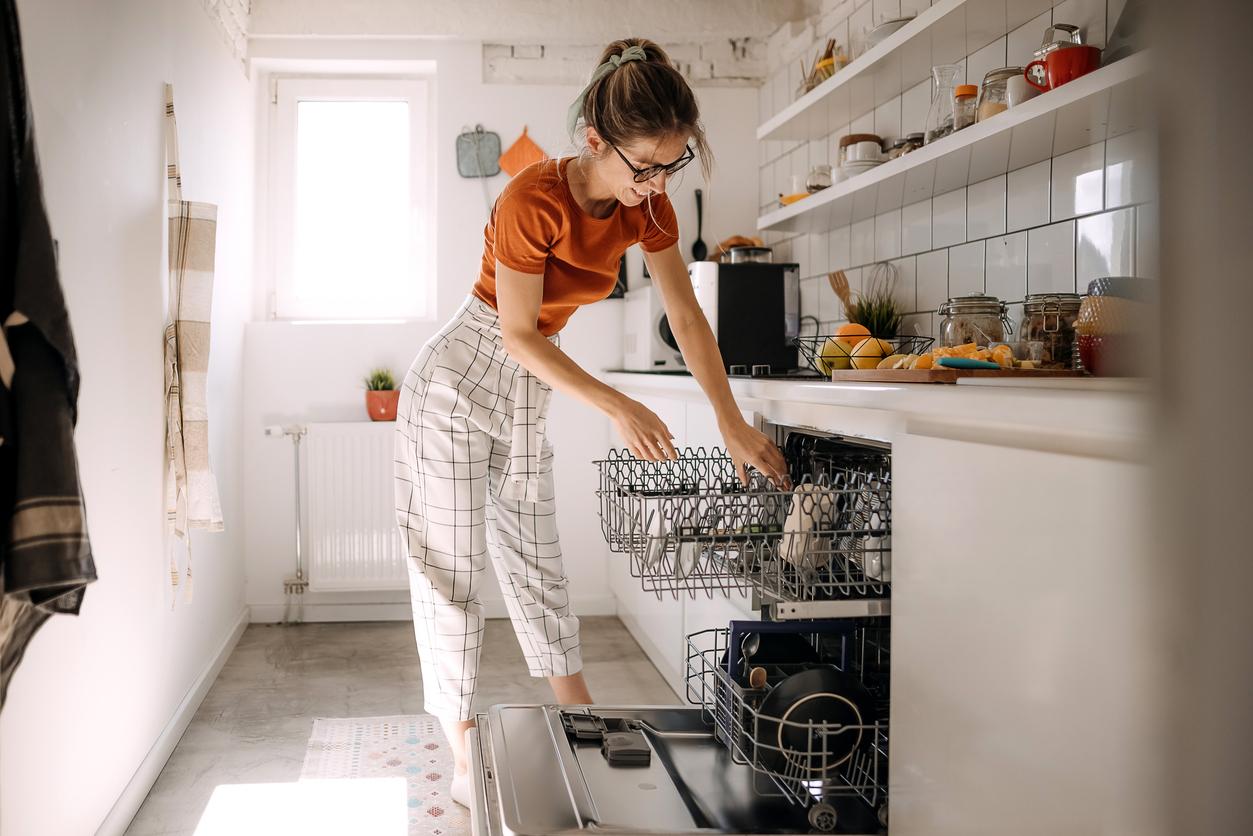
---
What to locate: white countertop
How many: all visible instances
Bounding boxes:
[602,370,1152,462]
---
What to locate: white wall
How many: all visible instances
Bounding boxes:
[243,37,758,622]
[0,2,254,835]
[758,0,1156,358]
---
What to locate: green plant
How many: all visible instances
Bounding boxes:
[845,262,903,338]
[363,367,397,391]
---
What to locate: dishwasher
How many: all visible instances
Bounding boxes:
[468,426,893,835]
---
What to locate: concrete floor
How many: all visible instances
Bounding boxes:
[124,616,679,835]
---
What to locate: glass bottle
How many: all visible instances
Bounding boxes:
[953,84,978,131]
[924,64,961,144]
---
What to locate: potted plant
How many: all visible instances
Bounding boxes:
[363,367,399,421]
[845,262,904,339]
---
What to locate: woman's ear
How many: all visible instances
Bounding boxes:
[584,126,605,154]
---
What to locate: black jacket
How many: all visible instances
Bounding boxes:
[0,0,97,710]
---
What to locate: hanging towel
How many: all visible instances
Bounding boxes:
[0,0,96,710]
[163,83,222,605]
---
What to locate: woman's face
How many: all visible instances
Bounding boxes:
[591,131,691,207]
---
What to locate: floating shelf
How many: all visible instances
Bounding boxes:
[759,0,1055,143]
[757,51,1151,235]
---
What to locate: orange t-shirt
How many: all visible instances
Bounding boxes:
[472,156,680,336]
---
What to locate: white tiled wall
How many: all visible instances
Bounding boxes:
[757,0,1155,337]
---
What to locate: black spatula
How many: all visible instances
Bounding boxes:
[691,188,707,261]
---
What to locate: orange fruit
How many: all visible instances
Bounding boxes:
[834,323,872,350]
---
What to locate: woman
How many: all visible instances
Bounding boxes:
[394,37,789,806]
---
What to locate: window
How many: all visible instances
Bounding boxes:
[270,78,433,320]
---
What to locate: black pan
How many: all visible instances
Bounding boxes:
[754,665,874,778]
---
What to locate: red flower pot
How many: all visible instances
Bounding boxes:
[365,389,400,421]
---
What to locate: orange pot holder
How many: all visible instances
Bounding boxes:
[499,126,548,177]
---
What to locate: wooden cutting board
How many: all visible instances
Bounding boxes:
[828,368,1084,384]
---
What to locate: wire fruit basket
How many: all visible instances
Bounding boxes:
[795,334,936,375]
[685,622,890,829]
[595,447,891,601]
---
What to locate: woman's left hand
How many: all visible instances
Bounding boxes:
[720,419,791,489]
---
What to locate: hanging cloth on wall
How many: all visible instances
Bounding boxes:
[0,0,97,711]
[498,126,547,177]
[163,83,223,606]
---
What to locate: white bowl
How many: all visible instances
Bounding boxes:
[845,140,884,163]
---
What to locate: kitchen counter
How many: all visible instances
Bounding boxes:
[603,370,1151,462]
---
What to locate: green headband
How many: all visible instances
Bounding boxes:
[566,45,648,136]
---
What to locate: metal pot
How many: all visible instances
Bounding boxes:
[727,246,774,264]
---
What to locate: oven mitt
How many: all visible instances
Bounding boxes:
[498,126,547,177]
[602,730,652,766]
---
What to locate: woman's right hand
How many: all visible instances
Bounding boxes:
[610,396,678,461]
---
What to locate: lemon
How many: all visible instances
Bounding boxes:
[850,337,894,370]
[816,337,852,374]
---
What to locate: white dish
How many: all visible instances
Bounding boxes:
[640,507,667,571]
[780,484,834,568]
[865,16,914,50]
[841,160,884,177]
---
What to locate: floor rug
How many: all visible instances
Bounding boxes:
[300,714,470,835]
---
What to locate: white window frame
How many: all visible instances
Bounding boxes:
[269,76,435,321]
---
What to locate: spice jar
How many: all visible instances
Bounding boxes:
[953,84,978,131]
[901,132,925,154]
[977,67,1020,122]
[806,164,833,192]
[885,138,910,159]
[938,293,1013,347]
[1021,292,1082,368]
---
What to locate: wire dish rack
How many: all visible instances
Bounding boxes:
[684,622,890,825]
[594,446,891,602]
[795,334,936,375]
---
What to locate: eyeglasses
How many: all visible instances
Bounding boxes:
[609,143,695,183]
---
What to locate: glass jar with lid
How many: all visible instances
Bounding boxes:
[953,84,978,130]
[977,67,1021,122]
[1020,292,1082,367]
[938,293,1013,347]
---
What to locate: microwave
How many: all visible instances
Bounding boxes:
[689,261,800,373]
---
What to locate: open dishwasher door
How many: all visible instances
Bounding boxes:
[469,704,884,836]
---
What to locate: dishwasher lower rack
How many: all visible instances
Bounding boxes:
[595,446,891,601]
[683,624,889,821]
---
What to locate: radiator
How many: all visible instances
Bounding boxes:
[303,421,408,591]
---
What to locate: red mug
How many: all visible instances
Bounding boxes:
[1025,45,1101,92]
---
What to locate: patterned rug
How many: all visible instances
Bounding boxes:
[300,714,470,836]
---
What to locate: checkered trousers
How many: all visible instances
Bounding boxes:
[394,294,583,721]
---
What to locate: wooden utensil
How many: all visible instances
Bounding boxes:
[827,270,853,314]
[829,367,1083,384]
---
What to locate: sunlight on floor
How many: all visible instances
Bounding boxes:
[193,777,409,835]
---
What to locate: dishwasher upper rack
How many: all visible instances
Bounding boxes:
[594,446,892,601]
[684,624,889,822]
